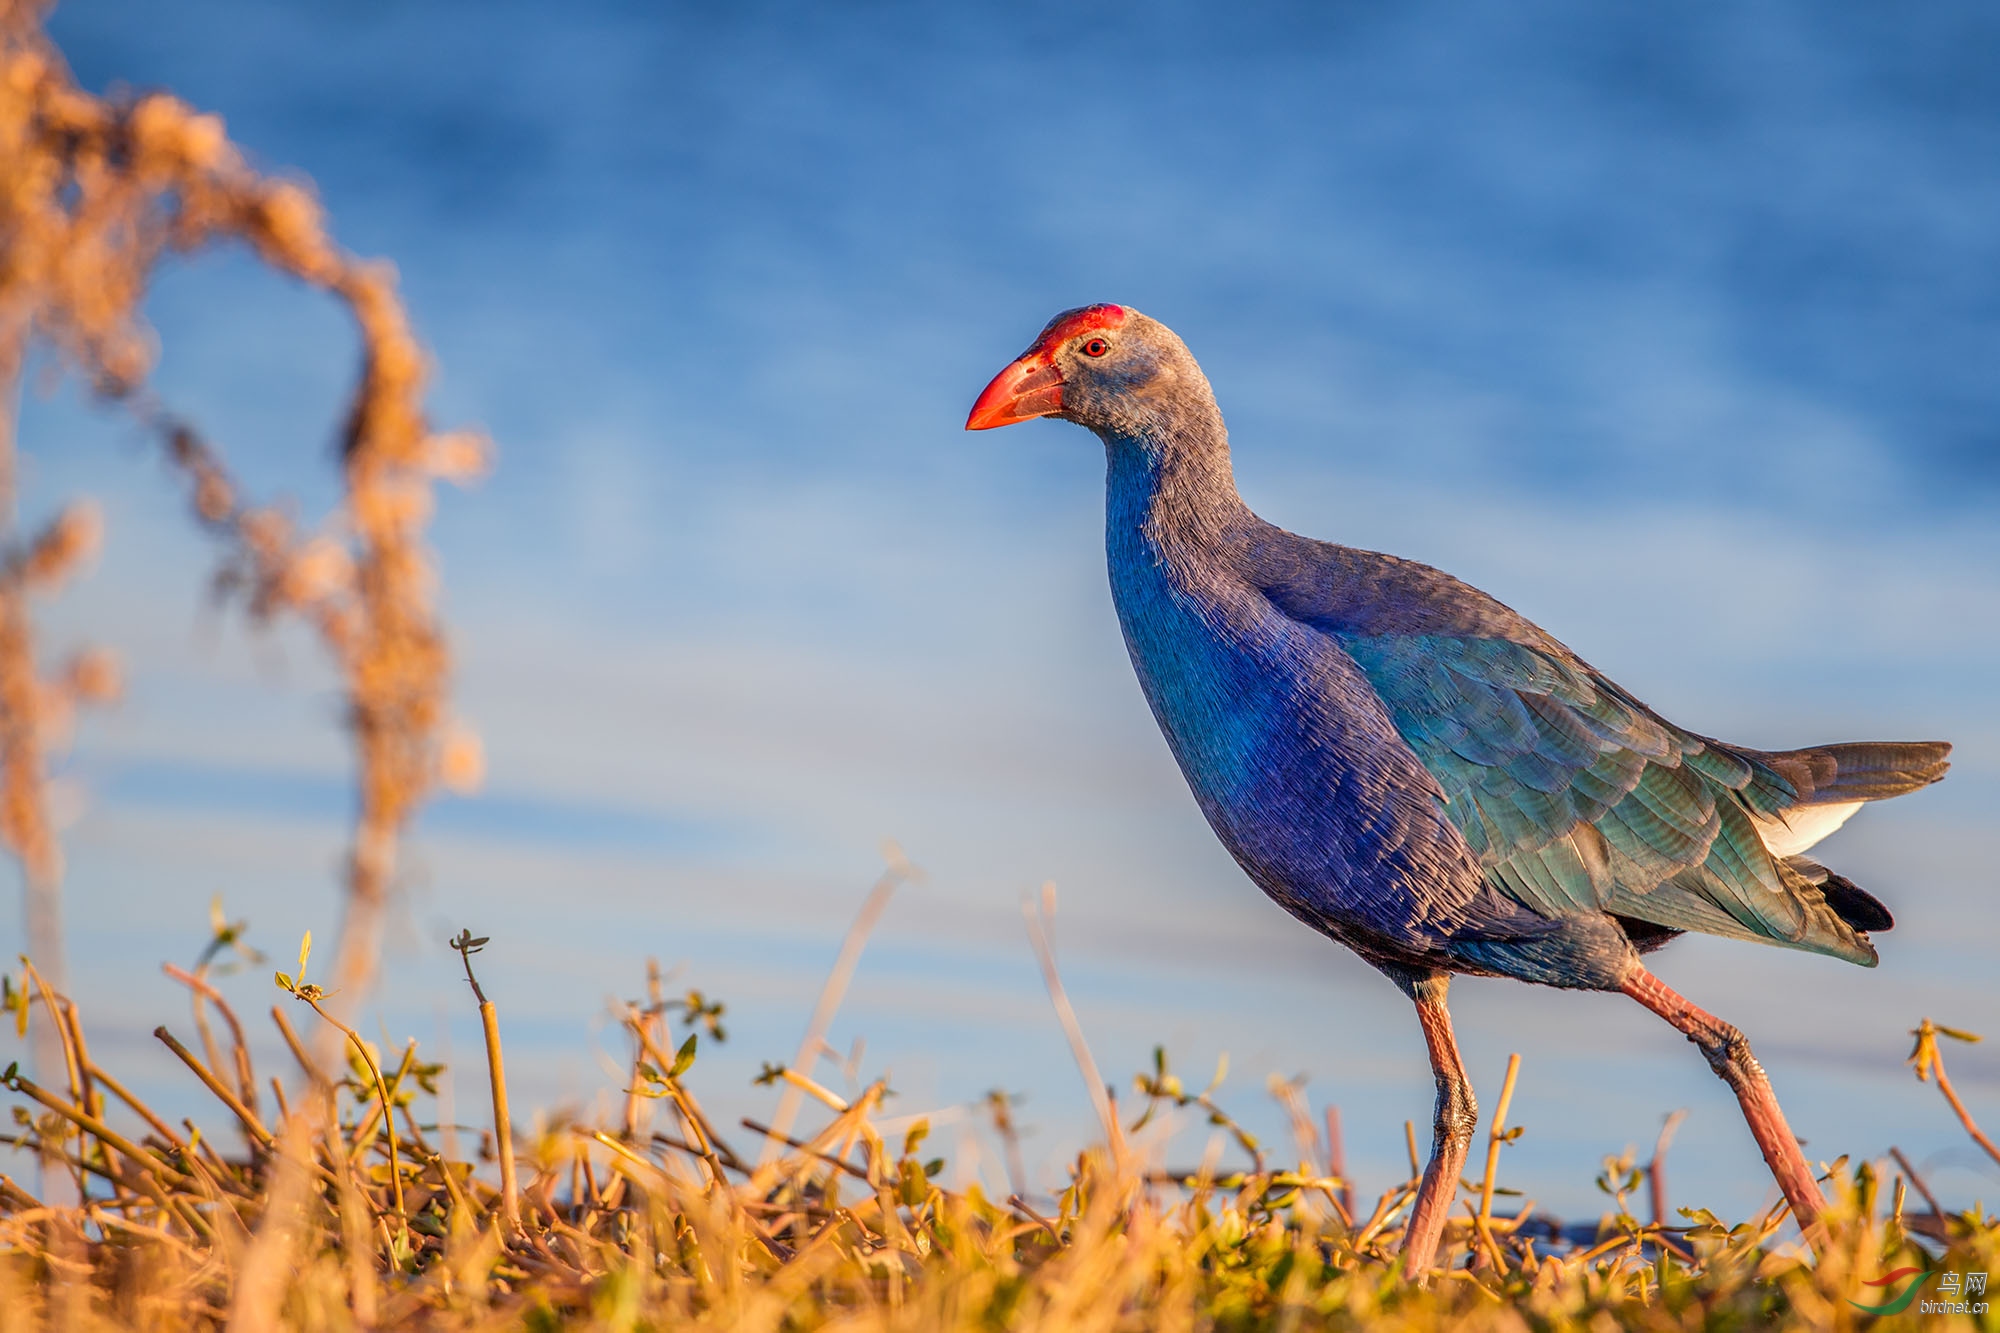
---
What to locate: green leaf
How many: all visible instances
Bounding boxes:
[1937,1025,1984,1043]
[275,972,293,992]
[296,931,312,985]
[670,1032,697,1079]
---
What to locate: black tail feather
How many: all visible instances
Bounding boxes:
[1785,854,1895,934]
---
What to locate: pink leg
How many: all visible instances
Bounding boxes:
[1621,967,1826,1233]
[1401,979,1476,1278]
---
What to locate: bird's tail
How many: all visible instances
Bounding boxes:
[1742,739,1950,862]
[1763,740,1952,805]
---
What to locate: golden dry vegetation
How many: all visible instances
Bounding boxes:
[1,905,1998,1331]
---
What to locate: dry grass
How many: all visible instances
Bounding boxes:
[0,904,1996,1331]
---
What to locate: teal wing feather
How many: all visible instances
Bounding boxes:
[1335,633,1875,965]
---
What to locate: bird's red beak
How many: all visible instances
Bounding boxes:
[965,355,1064,430]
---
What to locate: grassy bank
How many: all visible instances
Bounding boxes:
[0,918,1994,1332]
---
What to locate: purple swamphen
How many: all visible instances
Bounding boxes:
[966,304,1950,1274]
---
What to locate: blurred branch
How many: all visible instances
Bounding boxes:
[0,0,489,1021]
[759,841,919,1161]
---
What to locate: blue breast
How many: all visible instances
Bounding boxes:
[1103,477,1487,954]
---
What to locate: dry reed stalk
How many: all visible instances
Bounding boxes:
[1647,1108,1687,1229]
[1888,1144,1944,1220]
[760,841,918,1160]
[1475,1052,1521,1227]
[150,1028,276,1157]
[276,934,407,1227]
[620,957,666,1141]
[451,929,518,1233]
[162,964,258,1115]
[1022,881,1126,1171]
[1270,1073,1321,1174]
[1324,1103,1353,1220]
[347,1039,417,1154]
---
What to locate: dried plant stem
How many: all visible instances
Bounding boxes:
[1889,1145,1944,1219]
[1476,1052,1521,1226]
[153,1026,276,1155]
[19,958,79,1104]
[85,1059,185,1150]
[1924,1043,2000,1168]
[453,930,520,1233]
[318,1084,381,1325]
[164,962,258,1111]
[1648,1109,1687,1229]
[480,999,520,1233]
[622,958,665,1140]
[17,959,82,1202]
[1325,1104,1354,1221]
[3,1070,160,1180]
[229,1112,318,1331]
[625,1010,741,1186]
[294,994,407,1225]
[349,1039,418,1150]
[1022,884,1124,1169]
[762,845,915,1160]
[270,1003,327,1084]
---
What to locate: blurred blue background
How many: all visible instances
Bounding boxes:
[8,0,1996,1223]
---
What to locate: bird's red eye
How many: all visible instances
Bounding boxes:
[1081,338,1110,358]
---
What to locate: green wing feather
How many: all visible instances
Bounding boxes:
[1337,633,1875,965]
